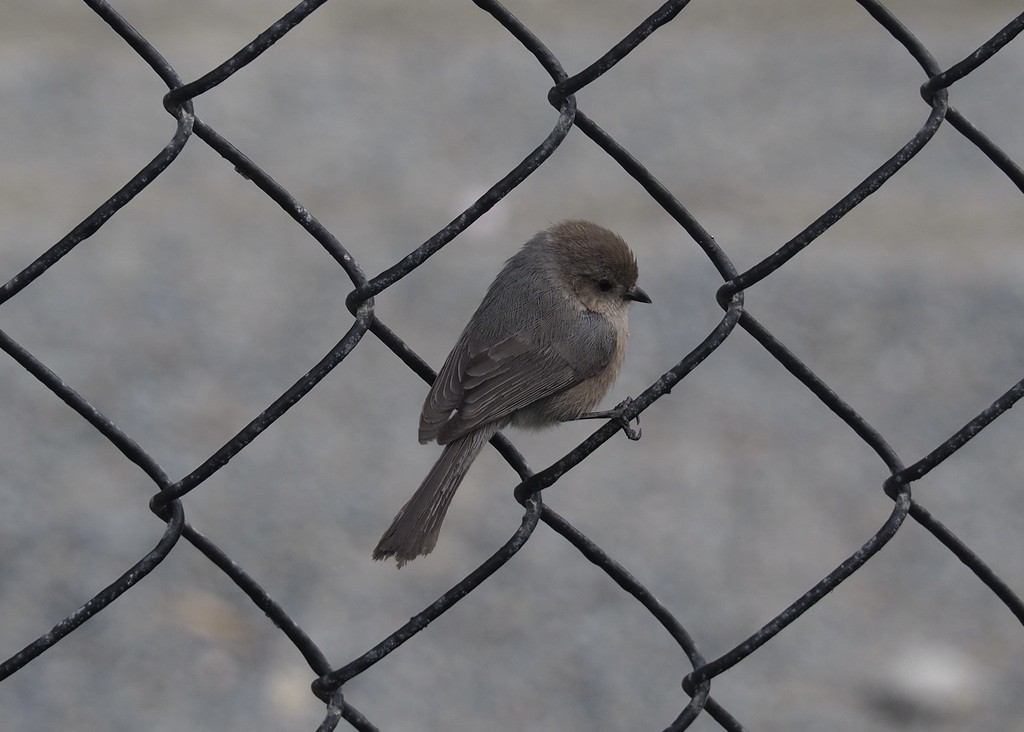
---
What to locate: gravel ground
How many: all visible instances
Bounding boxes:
[1,1,1023,730]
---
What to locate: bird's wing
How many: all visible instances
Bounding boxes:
[418,342,469,443]
[419,332,583,445]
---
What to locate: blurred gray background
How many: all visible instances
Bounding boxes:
[1,1,1023,730]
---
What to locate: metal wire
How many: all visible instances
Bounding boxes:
[1,1,1023,730]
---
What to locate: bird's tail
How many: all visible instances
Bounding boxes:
[373,424,498,567]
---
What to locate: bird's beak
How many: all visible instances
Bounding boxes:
[628,285,652,304]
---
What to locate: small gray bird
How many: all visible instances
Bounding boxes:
[373,220,650,567]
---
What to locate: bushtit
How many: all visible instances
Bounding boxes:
[373,220,650,567]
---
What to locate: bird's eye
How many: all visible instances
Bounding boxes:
[596,278,614,293]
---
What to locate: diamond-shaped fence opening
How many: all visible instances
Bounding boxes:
[1,1,1023,730]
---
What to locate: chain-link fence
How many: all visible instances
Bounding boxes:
[1,1,1023,730]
